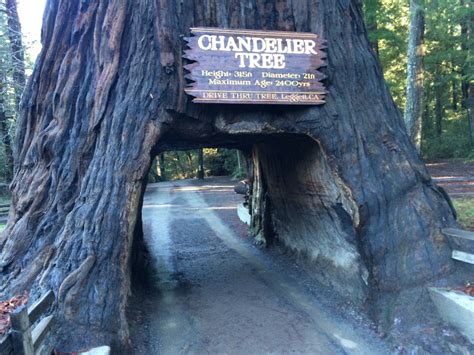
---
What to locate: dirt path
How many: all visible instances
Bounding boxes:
[128,177,389,354]
[427,160,474,197]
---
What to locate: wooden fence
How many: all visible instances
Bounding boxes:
[0,204,9,224]
[442,228,474,265]
[0,291,54,355]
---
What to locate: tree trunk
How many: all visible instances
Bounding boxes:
[404,0,425,151]
[5,0,26,110]
[197,148,204,179]
[468,93,474,146]
[0,0,24,182]
[147,157,159,182]
[452,79,458,111]
[435,79,444,137]
[0,0,465,351]
[0,76,13,182]
[185,151,194,172]
[461,0,473,144]
[236,150,242,174]
[159,153,166,181]
[173,152,187,177]
[460,0,469,110]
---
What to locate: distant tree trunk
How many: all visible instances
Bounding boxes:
[185,151,194,172]
[5,0,26,110]
[0,0,463,351]
[159,153,166,181]
[148,157,159,182]
[0,76,13,182]
[435,79,444,137]
[460,0,474,144]
[197,149,204,179]
[1,0,26,182]
[365,0,379,56]
[173,152,187,177]
[404,0,425,151]
[460,0,469,109]
[468,94,474,146]
[236,150,242,173]
[452,79,458,111]
[420,99,430,153]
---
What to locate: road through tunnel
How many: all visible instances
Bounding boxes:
[128,132,379,354]
[132,133,369,311]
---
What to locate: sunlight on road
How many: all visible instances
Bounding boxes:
[172,185,234,192]
[143,205,237,210]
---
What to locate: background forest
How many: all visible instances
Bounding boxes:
[0,0,472,183]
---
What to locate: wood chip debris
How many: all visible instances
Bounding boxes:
[0,291,29,336]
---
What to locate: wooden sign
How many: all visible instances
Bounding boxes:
[183,28,327,105]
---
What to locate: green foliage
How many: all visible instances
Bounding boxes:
[422,109,471,158]
[0,0,32,183]
[0,3,16,115]
[452,198,474,230]
[0,2,16,182]
[203,148,238,176]
[364,0,409,107]
[364,0,473,159]
[151,148,244,181]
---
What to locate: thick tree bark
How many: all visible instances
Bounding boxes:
[404,0,425,151]
[0,0,466,351]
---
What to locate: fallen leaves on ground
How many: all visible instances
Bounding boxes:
[455,283,474,296]
[0,291,29,336]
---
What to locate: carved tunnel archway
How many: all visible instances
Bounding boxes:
[141,132,368,303]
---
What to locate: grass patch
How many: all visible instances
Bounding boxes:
[452,198,474,230]
[0,224,5,232]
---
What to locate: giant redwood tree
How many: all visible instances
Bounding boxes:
[0,0,470,351]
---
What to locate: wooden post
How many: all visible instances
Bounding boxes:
[10,305,34,355]
[197,149,204,180]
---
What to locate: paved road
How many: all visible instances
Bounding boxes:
[129,177,389,354]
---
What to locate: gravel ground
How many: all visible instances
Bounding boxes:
[127,177,390,354]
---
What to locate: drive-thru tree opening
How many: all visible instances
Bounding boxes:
[148,133,368,303]
[0,0,470,351]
